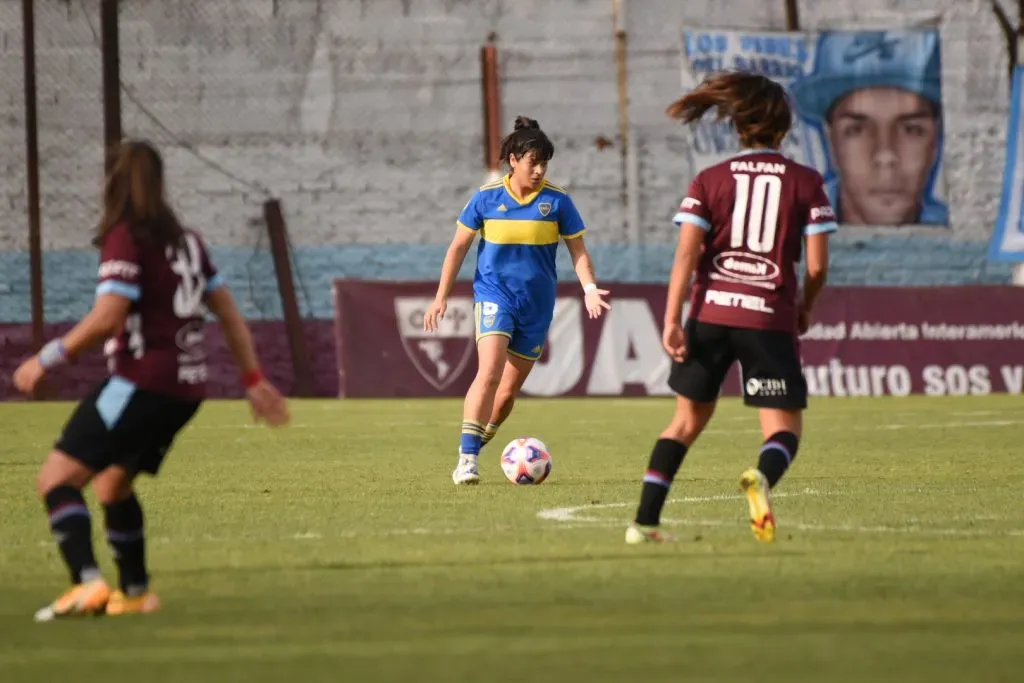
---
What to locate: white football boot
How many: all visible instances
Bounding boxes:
[452,453,480,485]
[625,524,674,544]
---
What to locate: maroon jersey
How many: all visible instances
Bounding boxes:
[96,222,222,401]
[673,151,837,334]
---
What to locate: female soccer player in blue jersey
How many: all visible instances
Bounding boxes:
[424,116,610,485]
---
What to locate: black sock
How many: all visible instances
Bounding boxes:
[45,486,100,585]
[104,494,148,595]
[635,438,688,526]
[758,431,800,488]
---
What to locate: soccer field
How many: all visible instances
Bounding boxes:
[0,395,1022,682]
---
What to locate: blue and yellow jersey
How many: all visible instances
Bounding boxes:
[458,175,586,319]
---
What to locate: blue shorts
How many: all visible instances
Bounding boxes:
[474,299,551,361]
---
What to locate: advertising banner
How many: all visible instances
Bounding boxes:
[990,65,1024,261]
[333,281,1024,398]
[681,28,947,227]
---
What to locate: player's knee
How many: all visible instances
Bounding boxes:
[37,469,79,499]
[36,468,58,499]
[474,369,503,391]
[94,481,132,507]
[473,356,505,388]
[661,420,701,445]
[37,450,88,498]
[92,467,135,505]
[759,408,803,440]
[663,404,713,444]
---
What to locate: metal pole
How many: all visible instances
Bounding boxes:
[23,0,44,361]
[613,0,640,280]
[264,200,315,397]
[784,0,800,31]
[613,0,629,158]
[101,0,122,168]
[480,34,501,180]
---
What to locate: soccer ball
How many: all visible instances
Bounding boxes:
[500,437,552,485]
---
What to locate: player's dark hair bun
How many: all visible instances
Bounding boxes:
[513,116,540,131]
[499,116,553,168]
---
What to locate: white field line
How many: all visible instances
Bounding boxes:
[27,493,813,548]
[536,491,1024,539]
[27,487,1021,550]
[536,491,816,523]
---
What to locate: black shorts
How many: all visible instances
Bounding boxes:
[55,377,201,476]
[668,320,808,410]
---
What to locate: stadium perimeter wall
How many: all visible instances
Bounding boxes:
[0,0,1017,398]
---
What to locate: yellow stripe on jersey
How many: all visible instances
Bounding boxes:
[562,228,586,240]
[456,220,476,233]
[479,179,503,191]
[481,219,559,245]
[542,180,568,194]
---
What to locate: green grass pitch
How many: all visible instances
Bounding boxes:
[1,395,1022,682]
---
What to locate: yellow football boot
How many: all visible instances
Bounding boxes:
[740,468,776,543]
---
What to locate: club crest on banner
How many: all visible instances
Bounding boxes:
[394,297,475,391]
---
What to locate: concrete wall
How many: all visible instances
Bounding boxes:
[0,0,1016,326]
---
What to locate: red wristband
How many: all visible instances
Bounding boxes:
[242,369,264,389]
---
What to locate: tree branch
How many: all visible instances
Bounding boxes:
[992,0,1018,86]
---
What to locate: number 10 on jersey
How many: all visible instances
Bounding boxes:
[731,173,781,254]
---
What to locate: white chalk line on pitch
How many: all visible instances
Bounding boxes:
[536,490,1024,539]
[536,490,821,523]
[29,487,1022,549]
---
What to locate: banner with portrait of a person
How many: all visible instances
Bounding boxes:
[681,28,948,228]
[989,65,1024,262]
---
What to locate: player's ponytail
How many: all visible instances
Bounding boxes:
[499,114,555,168]
[666,71,792,149]
[95,140,185,249]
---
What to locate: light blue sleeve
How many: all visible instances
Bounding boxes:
[672,175,712,231]
[558,194,586,239]
[205,273,226,292]
[457,192,484,231]
[96,280,141,301]
[804,180,839,236]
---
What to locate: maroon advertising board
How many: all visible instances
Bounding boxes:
[333,281,1024,398]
